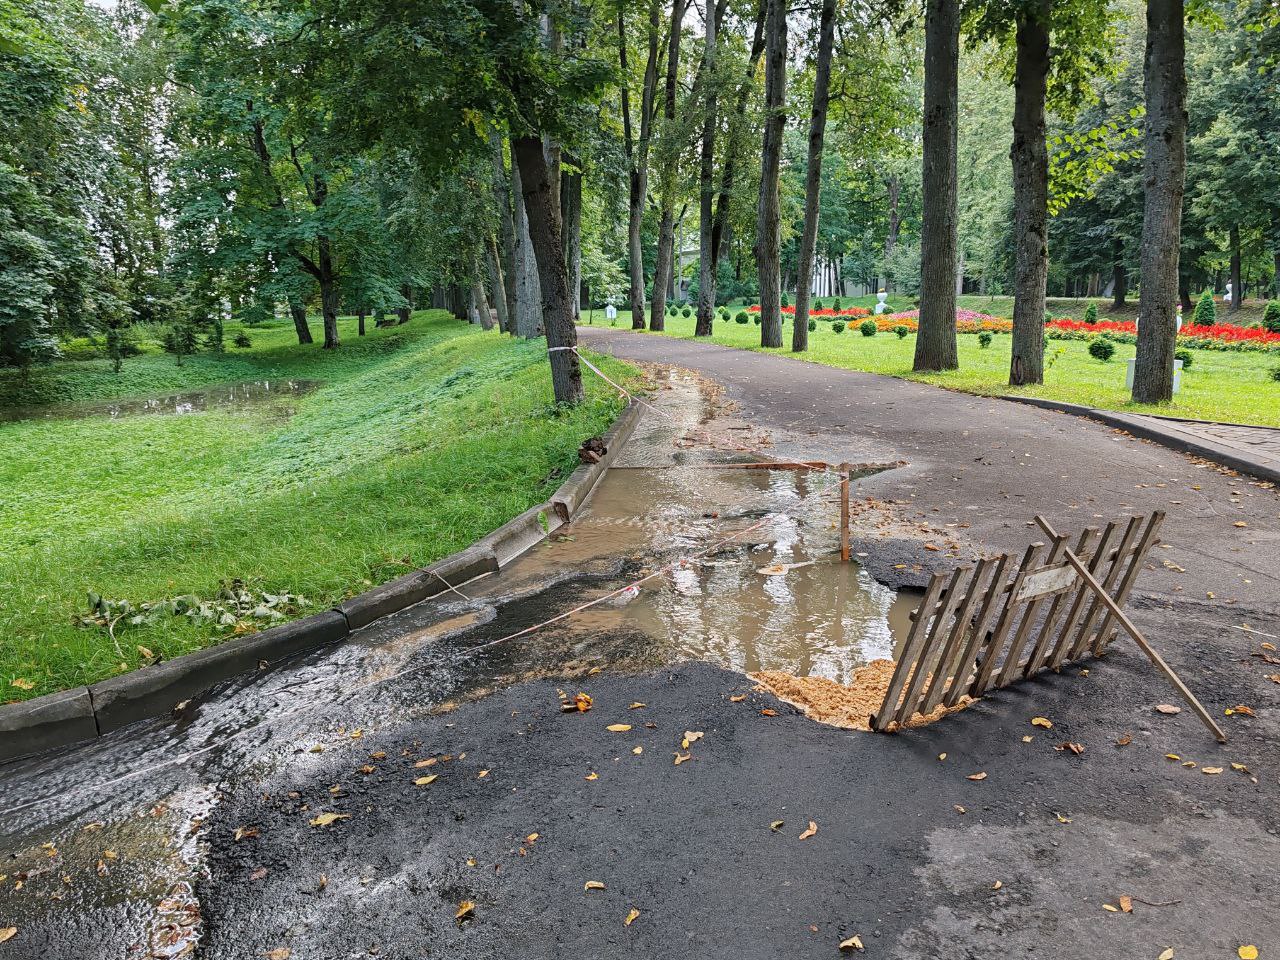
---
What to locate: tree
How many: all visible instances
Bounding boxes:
[694,0,720,337]
[1132,0,1186,404]
[755,0,787,349]
[618,0,661,330]
[791,0,836,352]
[914,0,960,372]
[649,0,688,332]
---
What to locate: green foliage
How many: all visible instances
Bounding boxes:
[1270,366,1280,383]
[780,291,790,308]
[162,323,199,366]
[813,299,823,310]
[978,331,993,349]
[894,325,909,339]
[1083,301,1098,324]
[859,319,877,337]
[232,330,253,349]
[680,305,692,318]
[753,314,761,325]
[1175,348,1193,369]
[831,320,845,334]
[1193,290,1217,327]
[1264,301,1280,333]
[735,311,749,324]
[1087,335,1116,362]
[832,298,842,311]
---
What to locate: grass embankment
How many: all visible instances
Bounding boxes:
[0,311,636,700]
[581,297,1280,428]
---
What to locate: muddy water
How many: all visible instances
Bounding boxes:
[0,369,912,957]
[0,379,322,424]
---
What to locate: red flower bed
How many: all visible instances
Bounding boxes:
[1048,318,1280,350]
[747,304,871,318]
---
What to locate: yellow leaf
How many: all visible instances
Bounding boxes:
[770,820,784,831]
[938,753,947,761]
[477,770,489,779]
[574,692,593,712]
[233,825,259,841]
[673,752,691,765]
[455,900,475,921]
[839,935,864,952]
[991,880,1003,890]
[1102,904,1119,912]
[136,645,155,660]
[954,805,966,814]
[1031,716,1053,729]
[606,724,632,732]
[1165,754,1181,761]
[1202,767,1223,775]
[414,758,437,768]
[1238,948,1259,960]
[265,950,291,960]
[1055,813,1072,824]
[1021,735,1034,743]
[1231,762,1248,772]
[10,679,34,691]
[1233,521,1248,528]
[308,813,350,827]
[526,832,539,843]
[682,731,704,748]
[585,772,598,781]
[584,880,606,891]
[1158,950,1174,960]
[799,821,818,840]
[967,772,988,781]
[1154,704,1181,715]
[624,907,640,926]
[632,746,643,755]
[628,702,646,709]
[730,694,746,702]
[414,775,438,786]
[0,928,15,944]
[760,708,777,716]
[1119,895,1132,913]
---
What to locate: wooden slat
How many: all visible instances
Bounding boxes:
[943,553,1011,708]
[892,566,971,726]
[1046,522,1118,670]
[1090,511,1165,655]
[1022,527,1097,678]
[968,542,1044,697]
[871,572,948,731]
[996,534,1071,688]
[1065,515,1143,661]
[920,558,994,714]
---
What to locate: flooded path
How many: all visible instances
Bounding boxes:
[0,368,915,958]
[0,379,321,424]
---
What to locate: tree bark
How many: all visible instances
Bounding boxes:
[1112,238,1128,308]
[1008,4,1051,386]
[289,301,313,344]
[1132,0,1186,404]
[512,135,583,405]
[694,0,719,337]
[396,284,411,324]
[490,133,518,328]
[1229,223,1241,313]
[755,0,787,349]
[357,309,366,336]
[885,174,902,272]
[914,0,960,372]
[562,159,583,323]
[511,156,544,337]
[1272,212,1280,298]
[620,0,662,330]
[485,234,511,333]
[318,237,339,349]
[792,0,836,353]
[649,0,688,332]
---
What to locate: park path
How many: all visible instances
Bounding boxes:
[0,329,1277,959]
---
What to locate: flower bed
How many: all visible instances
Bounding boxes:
[747,304,871,318]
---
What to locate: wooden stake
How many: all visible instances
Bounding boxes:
[1034,516,1226,743]
[839,462,851,562]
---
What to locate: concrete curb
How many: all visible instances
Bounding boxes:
[0,398,641,764]
[1001,396,1280,486]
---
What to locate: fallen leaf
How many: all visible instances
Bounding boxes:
[673,752,691,765]
[1202,767,1224,775]
[234,826,259,842]
[585,772,598,781]
[606,724,632,732]
[477,770,489,779]
[729,694,747,702]
[249,866,269,881]
[1021,735,1034,743]
[1119,895,1133,913]
[358,765,376,774]
[414,758,437,768]
[1115,733,1132,747]
[584,880,605,891]
[1229,704,1256,717]
[681,731,704,747]
[1233,521,1248,528]
[574,692,593,712]
[1231,762,1249,772]
[799,821,818,840]
[628,702,646,709]
[1055,813,1072,824]
[1154,704,1182,715]
[1056,742,1085,755]
[938,752,947,761]
[308,813,350,827]
[526,832,539,843]
[954,805,966,814]
[455,901,475,921]
[632,746,643,755]
[967,772,988,781]
[1031,717,1053,729]
[1239,948,1259,960]
[1165,753,1181,761]
[265,950,291,960]
[770,820,784,832]
[1103,903,1119,913]
[991,880,1003,890]
[1158,950,1175,960]
[624,907,640,927]
[0,929,15,944]
[10,679,34,691]
[760,708,777,717]
[414,775,438,786]
[838,934,864,952]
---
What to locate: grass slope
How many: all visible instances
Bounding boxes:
[581,302,1280,428]
[0,311,634,700]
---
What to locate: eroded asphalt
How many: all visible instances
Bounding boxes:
[1,328,1278,959]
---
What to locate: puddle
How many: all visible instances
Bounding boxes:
[0,379,322,424]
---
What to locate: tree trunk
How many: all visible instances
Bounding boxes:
[755,0,787,349]
[792,0,836,353]
[396,284,411,324]
[1272,213,1280,298]
[511,157,544,337]
[694,0,719,337]
[561,160,583,324]
[1132,0,1186,404]
[357,309,366,336]
[318,238,339,349]
[1008,5,1051,386]
[1229,223,1241,313]
[1112,238,1128,308]
[490,133,518,326]
[472,267,494,330]
[512,135,583,405]
[913,0,960,372]
[289,301,313,344]
[620,0,661,330]
[485,234,512,333]
[649,0,688,332]
[885,174,902,289]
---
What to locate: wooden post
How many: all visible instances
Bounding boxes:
[839,462,851,562]
[1034,516,1226,743]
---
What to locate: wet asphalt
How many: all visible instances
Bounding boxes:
[2,328,1278,959]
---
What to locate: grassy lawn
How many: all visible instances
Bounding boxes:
[580,305,1280,427]
[0,311,635,701]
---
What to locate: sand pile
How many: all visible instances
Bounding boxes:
[750,659,972,732]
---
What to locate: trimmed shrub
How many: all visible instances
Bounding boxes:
[1175,348,1193,369]
[680,305,692,318]
[233,331,253,349]
[813,298,824,311]
[831,320,846,334]
[1083,301,1098,325]
[667,303,678,316]
[753,313,761,325]
[1192,289,1216,327]
[780,291,790,307]
[808,318,817,332]
[894,325,909,339]
[1263,300,1280,333]
[735,310,749,324]
[1270,366,1280,383]
[859,318,877,337]
[977,331,993,349]
[1088,335,1116,362]
[832,297,842,311]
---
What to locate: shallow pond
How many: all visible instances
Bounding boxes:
[0,379,322,424]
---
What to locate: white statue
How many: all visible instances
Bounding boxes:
[874,290,889,315]
[1224,282,1233,305]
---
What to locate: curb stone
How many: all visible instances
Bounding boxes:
[1001,396,1280,486]
[0,399,640,764]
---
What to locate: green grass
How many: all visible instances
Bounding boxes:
[0,311,636,701]
[580,306,1280,428]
